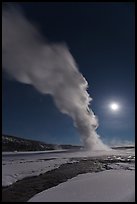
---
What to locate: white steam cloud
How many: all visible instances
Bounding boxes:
[2,6,109,151]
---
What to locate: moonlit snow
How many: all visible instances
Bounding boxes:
[28,170,135,202]
[2,148,135,202]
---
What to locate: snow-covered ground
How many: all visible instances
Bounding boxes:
[2,148,135,202]
[2,157,70,187]
[28,170,135,202]
[2,148,135,187]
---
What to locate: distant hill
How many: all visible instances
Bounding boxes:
[112,145,135,150]
[2,134,82,152]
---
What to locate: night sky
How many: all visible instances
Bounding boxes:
[2,2,135,146]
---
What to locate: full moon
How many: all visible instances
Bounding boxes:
[110,103,119,111]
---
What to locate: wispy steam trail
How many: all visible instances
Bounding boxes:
[2,6,109,151]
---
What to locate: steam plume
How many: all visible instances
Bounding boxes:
[2,6,109,151]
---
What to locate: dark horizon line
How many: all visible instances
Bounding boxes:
[2,133,83,147]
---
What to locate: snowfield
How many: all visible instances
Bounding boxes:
[2,148,135,202]
[28,170,135,202]
[2,157,69,186]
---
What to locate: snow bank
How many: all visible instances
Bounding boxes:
[2,158,69,186]
[28,170,135,202]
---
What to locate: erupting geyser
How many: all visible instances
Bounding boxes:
[2,6,109,151]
